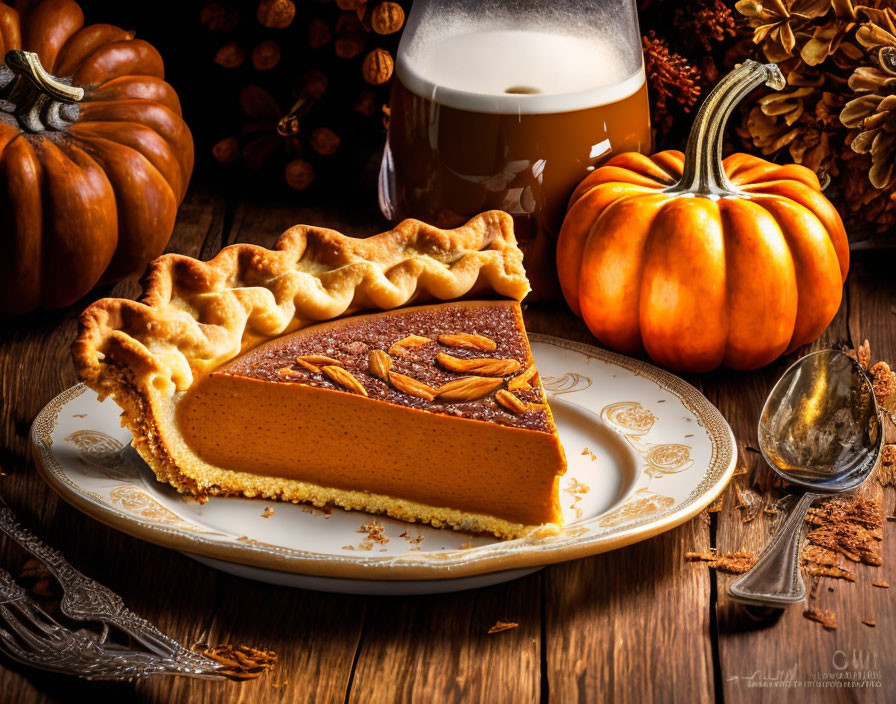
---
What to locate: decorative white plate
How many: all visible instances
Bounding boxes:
[31,335,735,594]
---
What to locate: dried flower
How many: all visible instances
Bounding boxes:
[335,32,366,59]
[251,40,281,71]
[674,0,737,51]
[257,0,295,29]
[214,42,245,68]
[353,88,377,116]
[239,84,280,120]
[307,17,332,49]
[200,2,239,32]
[310,127,341,155]
[642,31,701,135]
[212,137,240,163]
[285,159,315,190]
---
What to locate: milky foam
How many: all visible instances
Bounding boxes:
[397,29,645,114]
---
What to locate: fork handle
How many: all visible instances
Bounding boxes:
[728,492,818,607]
[0,505,98,596]
[0,499,220,673]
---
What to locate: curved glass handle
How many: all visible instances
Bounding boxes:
[727,492,818,608]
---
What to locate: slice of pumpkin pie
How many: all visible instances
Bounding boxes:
[73,212,567,539]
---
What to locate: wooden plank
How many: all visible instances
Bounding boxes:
[711,252,895,703]
[544,520,714,703]
[3,185,893,704]
[225,194,388,250]
[0,189,227,703]
[149,582,365,704]
[348,573,542,704]
[527,306,715,704]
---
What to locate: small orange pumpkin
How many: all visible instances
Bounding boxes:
[557,61,849,373]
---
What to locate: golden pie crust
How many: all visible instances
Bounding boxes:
[73,211,566,539]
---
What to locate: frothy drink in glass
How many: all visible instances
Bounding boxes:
[380,20,651,298]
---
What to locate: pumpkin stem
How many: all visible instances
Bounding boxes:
[0,50,83,133]
[673,60,785,197]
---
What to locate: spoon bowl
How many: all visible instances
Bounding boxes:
[729,349,882,607]
[758,349,882,492]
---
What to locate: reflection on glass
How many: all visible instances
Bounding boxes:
[379,0,652,298]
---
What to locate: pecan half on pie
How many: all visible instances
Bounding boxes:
[73,211,567,539]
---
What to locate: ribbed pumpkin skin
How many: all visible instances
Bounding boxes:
[0,0,193,314]
[556,150,849,372]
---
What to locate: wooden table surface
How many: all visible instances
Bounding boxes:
[1,185,893,703]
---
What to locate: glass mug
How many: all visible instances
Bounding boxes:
[379,0,652,299]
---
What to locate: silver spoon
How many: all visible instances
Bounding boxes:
[728,349,883,607]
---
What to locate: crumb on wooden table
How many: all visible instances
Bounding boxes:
[804,496,882,567]
[193,643,278,680]
[870,361,896,405]
[803,608,837,630]
[487,620,519,634]
[802,545,856,582]
[879,444,896,487]
[685,549,757,574]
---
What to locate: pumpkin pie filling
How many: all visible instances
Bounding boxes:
[177,301,566,528]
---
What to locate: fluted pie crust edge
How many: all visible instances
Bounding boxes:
[71,211,549,539]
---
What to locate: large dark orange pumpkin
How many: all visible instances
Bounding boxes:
[557,61,849,372]
[0,0,193,314]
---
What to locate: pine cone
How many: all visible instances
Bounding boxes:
[739,62,844,177]
[735,0,833,64]
[841,147,896,231]
[840,6,896,190]
[743,105,834,174]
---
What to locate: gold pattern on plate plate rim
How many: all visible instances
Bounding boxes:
[30,334,737,581]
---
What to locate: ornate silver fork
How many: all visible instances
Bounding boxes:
[0,494,224,680]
